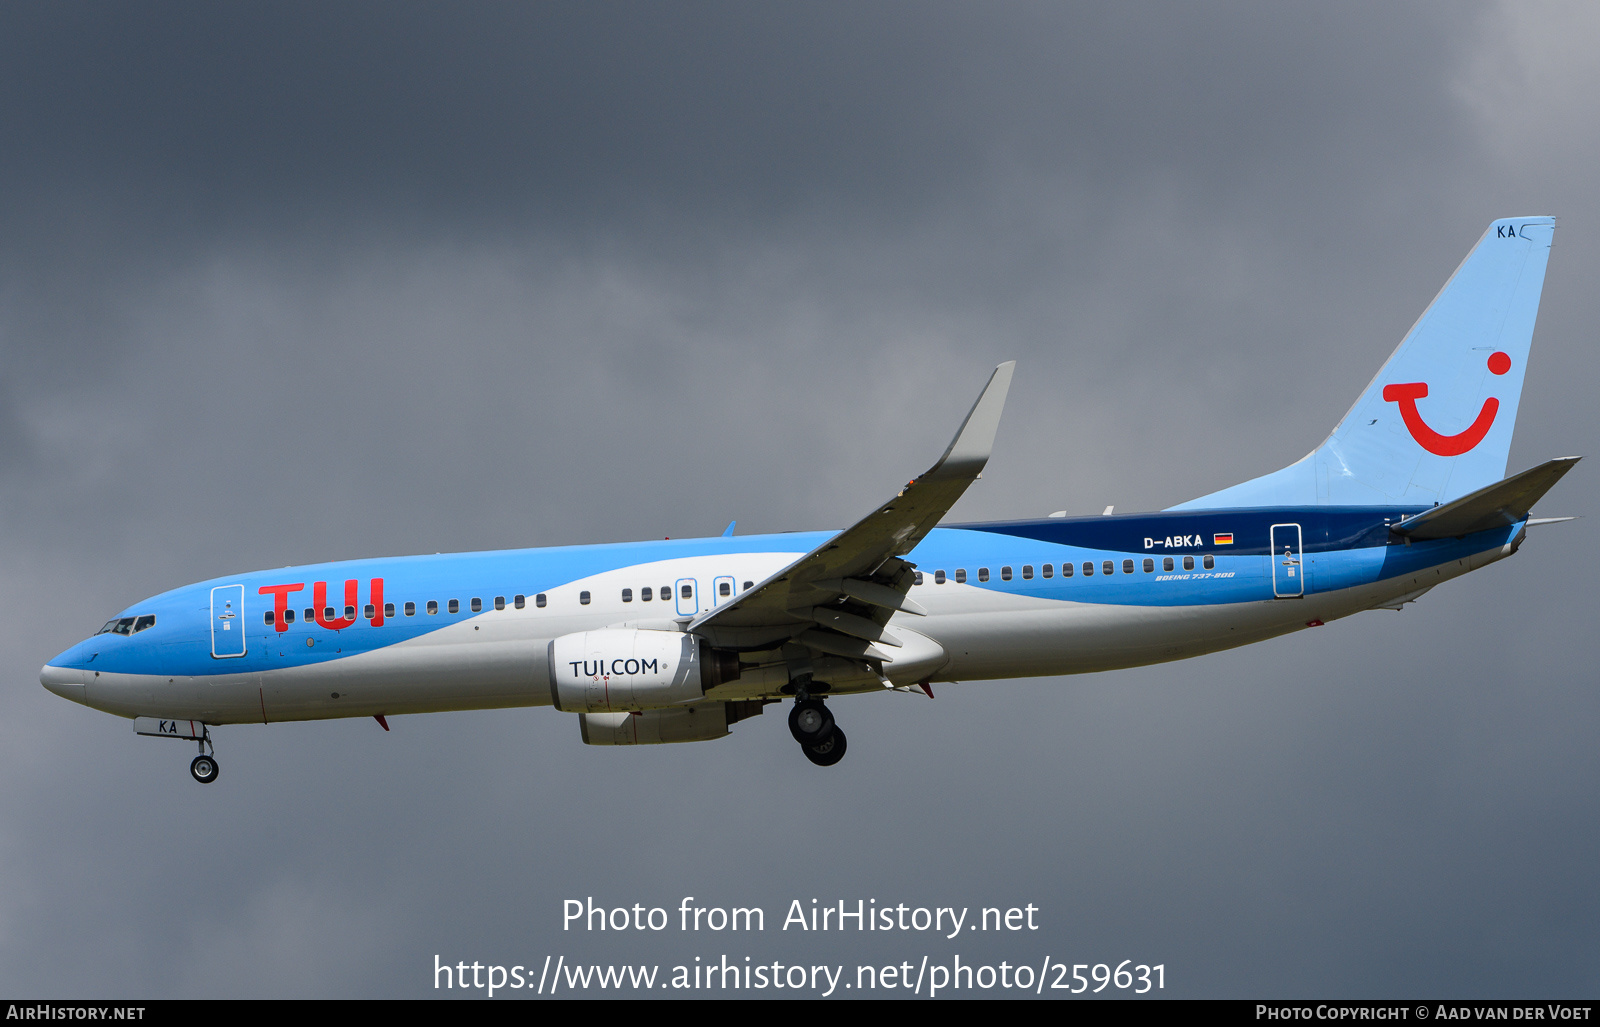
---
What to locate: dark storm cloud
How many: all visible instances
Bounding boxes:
[0,1,1499,506]
[1,2,1479,229]
[3,0,1598,999]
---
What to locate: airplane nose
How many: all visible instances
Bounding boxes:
[40,664,87,703]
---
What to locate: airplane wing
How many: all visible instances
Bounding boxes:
[688,362,1016,664]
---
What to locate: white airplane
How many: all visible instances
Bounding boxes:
[42,217,1575,782]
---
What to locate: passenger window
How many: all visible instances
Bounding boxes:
[364,604,375,619]
[914,572,924,585]
[1020,565,1031,580]
[495,596,505,611]
[133,615,155,632]
[284,608,296,624]
[641,587,652,601]
[1060,563,1071,577]
[1082,562,1093,576]
[954,569,967,583]
[404,602,416,616]
[1204,554,1215,569]
[535,594,547,608]
[580,591,591,605]
[719,581,731,596]
[448,599,460,614]
[470,598,482,613]
[324,607,335,621]
[427,601,439,615]
[661,585,671,600]
[1042,564,1053,578]
[264,611,275,625]
[304,608,315,622]
[1163,557,1174,572]
[1121,559,1134,574]
[344,605,356,620]
[681,584,692,599]
[1103,561,1114,576]
[1183,556,1194,571]
[977,568,989,582]
[1001,566,1012,581]
[514,595,525,609]
[622,589,633,602]
[385,603,395,618]
[934,570,946,584]
[1143,558,1154,573]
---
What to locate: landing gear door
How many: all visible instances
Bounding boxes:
[1270,524,1303,598]
[211,584,247,657]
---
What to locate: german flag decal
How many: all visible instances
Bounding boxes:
[1214,533,1234,545]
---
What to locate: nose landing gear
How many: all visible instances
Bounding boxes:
[134,718,220,783]
[190,753,219,784]
[189,727,218,784]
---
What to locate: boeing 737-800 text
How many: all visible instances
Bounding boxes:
[42,218,1576,782]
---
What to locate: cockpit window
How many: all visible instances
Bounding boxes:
[97,614,155,636]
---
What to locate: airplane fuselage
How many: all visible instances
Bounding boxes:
[41,506,1521,727]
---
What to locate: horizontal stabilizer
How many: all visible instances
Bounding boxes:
[1392,456,1579,540]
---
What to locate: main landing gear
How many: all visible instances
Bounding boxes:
[788,694,848,768]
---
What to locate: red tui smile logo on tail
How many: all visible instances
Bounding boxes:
[1382,351,1512,456]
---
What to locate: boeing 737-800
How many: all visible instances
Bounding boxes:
[41,217,1576,782]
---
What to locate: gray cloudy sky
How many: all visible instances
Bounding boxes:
[3,1,1598,999]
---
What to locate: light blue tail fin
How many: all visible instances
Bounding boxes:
[1172,217,1556,510]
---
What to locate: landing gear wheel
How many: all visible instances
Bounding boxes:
[190,754,219,784]
[803,726,847,767]
[788,699,835,745]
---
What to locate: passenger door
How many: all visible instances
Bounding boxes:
[1270,524,1304,598]
[211,584,248,657]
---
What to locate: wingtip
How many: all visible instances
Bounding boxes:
[929,361,1016,478]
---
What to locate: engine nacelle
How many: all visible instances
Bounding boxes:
[547,628,739,712]
[580,701,769,745]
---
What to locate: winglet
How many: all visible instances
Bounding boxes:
[926,361,1016,481]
